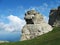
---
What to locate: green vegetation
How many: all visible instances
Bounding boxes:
[0,27,60,45]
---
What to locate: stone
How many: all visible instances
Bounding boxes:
[48,6,60,27]
[21,10,52,41]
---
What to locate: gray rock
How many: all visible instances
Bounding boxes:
[48,6,60,27]
[21,10,52,41]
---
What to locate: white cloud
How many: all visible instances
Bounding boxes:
[25,7,36,13]
[0,15,26,32]
[43,15,49,23]
[25,3,49,13]
[43,3,48,7]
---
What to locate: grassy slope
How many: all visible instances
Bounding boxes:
[0,27,60,45]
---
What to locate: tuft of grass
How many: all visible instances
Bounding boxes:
[0,27,60,45]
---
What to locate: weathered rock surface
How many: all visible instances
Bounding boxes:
[21,10,52,41]
[48,6,60,27]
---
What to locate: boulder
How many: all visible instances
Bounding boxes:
[21,10,52,41]
[48,6,60,27]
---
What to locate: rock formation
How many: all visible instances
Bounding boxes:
[48,6,60,27]
[21,10,52,41]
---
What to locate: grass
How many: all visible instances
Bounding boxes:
[0,27,60,45]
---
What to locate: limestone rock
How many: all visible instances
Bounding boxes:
[21,10,52,41]
[48,6,60,27]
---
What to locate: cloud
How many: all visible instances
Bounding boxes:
[25,3,49,13]
[0,15,26,32]
[43,15,49,23]
[43,3,48,7]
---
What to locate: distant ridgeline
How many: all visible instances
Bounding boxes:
[48,6,60,27]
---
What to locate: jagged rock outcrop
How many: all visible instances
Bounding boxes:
[21,10,52,41]
[48,6,60,27]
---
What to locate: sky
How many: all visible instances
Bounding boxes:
[0,0,60,41]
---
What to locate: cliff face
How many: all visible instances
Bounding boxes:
[48,6,60,27]
[21,10,52,41]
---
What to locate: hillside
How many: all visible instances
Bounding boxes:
[0,27,60,45]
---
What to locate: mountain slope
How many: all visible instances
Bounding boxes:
[0,27,60,45]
